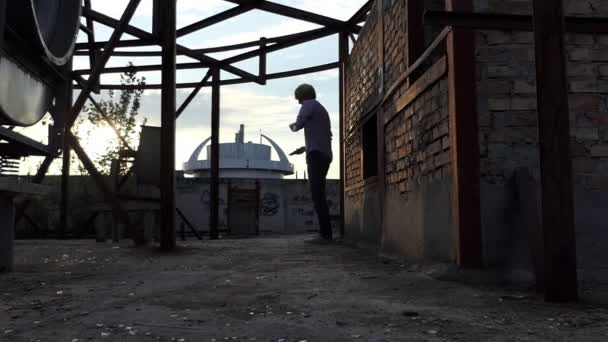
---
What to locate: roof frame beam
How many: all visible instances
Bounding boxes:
[83,7,262,83]
[223,0,361,33]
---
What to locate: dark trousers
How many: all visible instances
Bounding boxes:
[307,151,332,239]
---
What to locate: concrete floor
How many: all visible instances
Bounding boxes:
[1,237,608,342]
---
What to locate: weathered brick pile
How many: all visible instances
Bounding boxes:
[475,0,608,190]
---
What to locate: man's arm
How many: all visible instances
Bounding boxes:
[290,102,312,132]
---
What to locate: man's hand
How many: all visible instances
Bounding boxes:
[289,146,306,156]
[289,123,298,132]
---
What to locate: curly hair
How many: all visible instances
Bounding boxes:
[294,84,317,102]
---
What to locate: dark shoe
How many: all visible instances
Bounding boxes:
[304,236,333,244]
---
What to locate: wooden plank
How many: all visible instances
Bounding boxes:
[209,67,221,240]
[446,0,482,268]
[159,0,177,251]
[532,0,578,302]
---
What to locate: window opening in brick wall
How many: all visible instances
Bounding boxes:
[362,114,378,179]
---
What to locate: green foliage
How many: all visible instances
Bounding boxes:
[77,63,147,175]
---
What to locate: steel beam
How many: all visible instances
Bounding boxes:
[66,131,133,232]
[223,0,361,33]
[83,8,260,83]
[446,0,482,269]
[532,0,578,302]
[83,0,99,92]
[67,0,142,128]
[0,0,7,50]
[338,32,348,238]
[407,0,425,67]
[348,0,373,25]
[76,62,340,90]
[74,38,157,51]
[74,27,336,77]
[58,68,74,240]
[74,26,335,57]
[159,0,177,251]
[176,70,212,119]
[424,10,608,34]
[177,5,255,37]
[209,67,221,240]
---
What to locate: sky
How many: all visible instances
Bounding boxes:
[15,0,366,179]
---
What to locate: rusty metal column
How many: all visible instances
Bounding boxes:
[59,71,73,240]
[338,32,348,238]
[0,0,6,50]
[159,0,177,250]
[532,0,578,302]
[446,0,482,268]
[209,67,220,240]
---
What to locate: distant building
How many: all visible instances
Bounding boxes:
[183,125,294,179]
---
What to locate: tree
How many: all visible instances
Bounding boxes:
[76,63,147,175]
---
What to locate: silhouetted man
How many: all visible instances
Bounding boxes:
[289,84,333,243]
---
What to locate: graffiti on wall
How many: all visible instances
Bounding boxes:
[260,192,280,216]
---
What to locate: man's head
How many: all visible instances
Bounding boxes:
[294,84,316,104]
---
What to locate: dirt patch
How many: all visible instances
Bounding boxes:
[1,238,608,341]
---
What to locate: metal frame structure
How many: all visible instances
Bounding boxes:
[7,0,603,302]
[11,0,369,248]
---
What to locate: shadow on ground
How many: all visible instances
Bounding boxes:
[1,237,608,341]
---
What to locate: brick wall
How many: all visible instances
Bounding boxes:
[384,76,450,199]
[383,0,407,90]
[475,0,608,190]
[345,0,449,198]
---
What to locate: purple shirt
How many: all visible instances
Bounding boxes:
[293,99,333,161]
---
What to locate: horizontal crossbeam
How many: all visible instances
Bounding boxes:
[83,7,261,83]
[223,0,361,33]
[74,62,339,90]
[424,10,608,33]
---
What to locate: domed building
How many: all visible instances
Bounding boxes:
[183,125,294,179]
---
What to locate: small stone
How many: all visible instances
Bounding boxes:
[100,332,111,338]
[427,330,438,334]
[402,311,419,317]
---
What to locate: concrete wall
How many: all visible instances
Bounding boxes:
[16,176,340,237]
